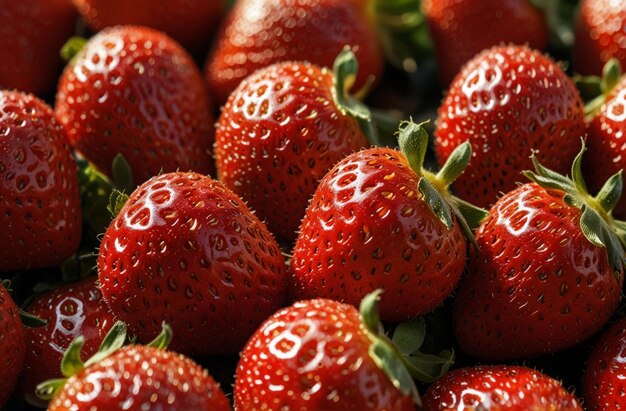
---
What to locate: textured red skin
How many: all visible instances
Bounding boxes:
[0,0,77,96]
[0,91,81,272]
[73,0,226,54]
[48,345,231,411]
[584,77,626,219]
[0,284,24,408]
[434,45,585,209]
[422,0,549,85]
[584,317,626,411]
[204,0,383,105]
[290,148,466,322]
[19,277,115,397]
[234,298,416,410]
[574,0,626,75]
[56,26,215,184]
[98,172,287,356]
[423,365,582,410]
[453,183,623,361]
[215,61,368,240]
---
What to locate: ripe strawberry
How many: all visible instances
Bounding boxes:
[0,0,77,96]
[215,50,371,240]
[574,0,626,75]
[97,171,287,356]
[434,45,585,209]
[0,283,25,408]
[205,0,383,105]
[422,0,549,85]
[0,90,82,272]
[19,276,116,399]
[56,25,215,185]
[452,146,625,361]
[423,365,583,410]
[290,121,486,322]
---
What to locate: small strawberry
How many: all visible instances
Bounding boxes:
[0,282,25,408]
[423,365,582,410]
[452,144,626,361]
[204,0,383,104]
[290,120,486,322]
[215,50,372,240]
[434,45,586,209]
[97,171,287,356]
[0,90,81,272]
[56,25,215,185]
[422,0,549,85]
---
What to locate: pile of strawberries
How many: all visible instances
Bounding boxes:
[2,0,626,410]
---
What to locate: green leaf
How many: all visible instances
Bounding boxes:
[392,318,426,355]
[19,309,47,328]
[450,197,488,231]
[436,142,471,186]
[107,189,130,218]
[596,171,623,213]
[60,36,87,62]
[419,178,454,229]
[369,339,422,406]
[147,322,173,350]
[35,378,67,401]
[359,290,384,335]
[112,153,134,192]
[579,206,606,249]
[85,321,127,367]
[571,140,588,195]
[601,58,622,94]
[61,337,86,378]
[402,350,455,383]
[398,120,428,176]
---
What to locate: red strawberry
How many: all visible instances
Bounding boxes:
[0,0,77,96]
[434,45,586,209]
[574,0,626,76]
[56,25,215,185]
[290,121,486,322]
[73,0,226,54]
[0,90,82,272]
[452,146,625,360]
[19,276,115,399]
[422,0,549,85]
[583,317,626,410]
[0,283,25,408]
[205,0,383,105]
[215,50,372,240]
[97,171,287,356]
[423,365,582,410]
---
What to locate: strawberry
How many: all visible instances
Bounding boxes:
[423,365,583,410]
[0,0,77,96]
[574,0,626,76]
[97,171,287,356]
[204,0,383,105]
[422,0,549,85]
[215,50,372,240]
[56,25,215,185]
[19,276,116,400]
[434,45,586,209]
[452,145,625,361]
[0,90,82,272]
[72,0,226,54]
[290,120,486,322]
[0,282,25,408]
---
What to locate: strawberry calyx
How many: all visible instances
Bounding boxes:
[398,120,488,246]
[523,140,626,275]
[60,36,88,63]
[575,58,622,120]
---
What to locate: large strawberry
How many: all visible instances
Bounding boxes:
[434,44,585,209]
[0,0,77,96]
[0,90,81,272]
[205,0,383,105]
[215,50,372,240]
[290,120,486,322]
[422,0,549,85]
[56,25,215,185]
[97,171,287,356]
[423,365,582,410]
[0,282,25,408]
[453,144,626,361]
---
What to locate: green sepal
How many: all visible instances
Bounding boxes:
[60,252,98,282]
[436,142,471,186]
[85,321,128,367]
[35,378,67,401]
[369,339,422,406]
[581,59,623,120]
[601,58,622,94]
[60,36,87,62]
[147,322,173,350]
[112,153,134,192]
[401,350,454,383]
[398,120,428,176]
[360,289,383,335]
[107,189,130,218]
[61,337,86,378]
[596,171,624,213]
[19,309,47,328]
[571,143,588,194]
[392,318,426,356]
[419,178,453,229]
[77,157,116,237]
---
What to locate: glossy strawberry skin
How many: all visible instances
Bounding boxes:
[205,0,383,104]
[0,0,77,96]
[422,0,549,85]
[434,45,585,209]
[423,365,582,410]
[290,148,466,322]
[19,277,115,397]
[215,61,368,240]
[574,0,626,75]
[48,345,231,411]
[453,183,623,361]
[56,26,215,184]
[234,298,415,410]
[0,91,82,272]
[98,172,287,356]
[0,284,25,408]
